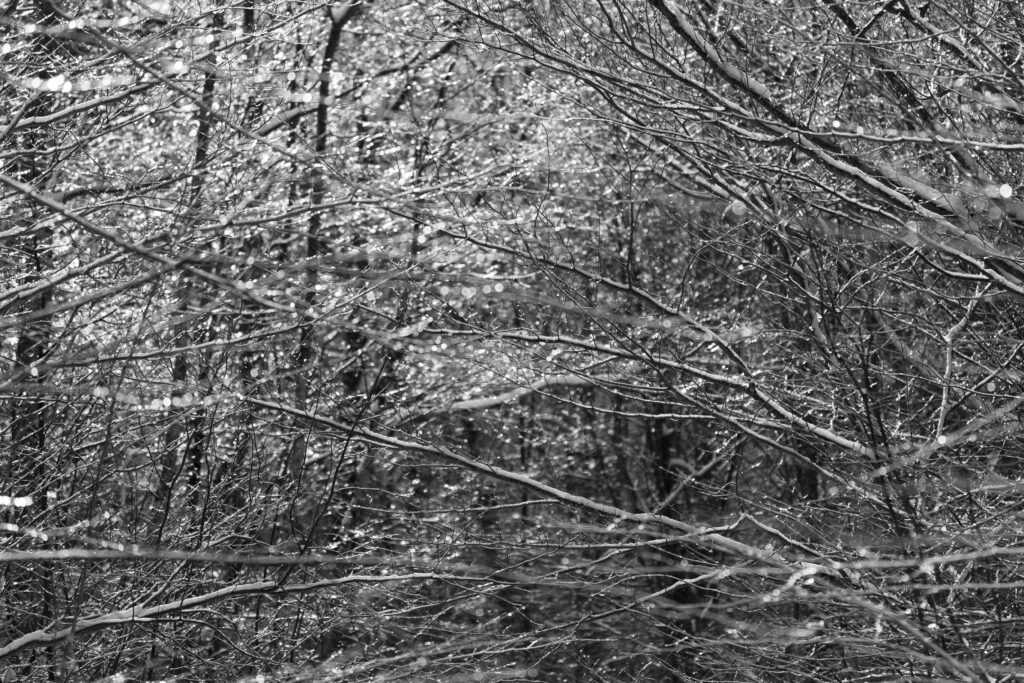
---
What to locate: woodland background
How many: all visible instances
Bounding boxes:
[3,0,1024,680]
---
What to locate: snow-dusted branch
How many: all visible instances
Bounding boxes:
[440,373,618,412]
[0,572,471,659]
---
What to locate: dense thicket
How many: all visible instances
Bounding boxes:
[2,0,1024,681]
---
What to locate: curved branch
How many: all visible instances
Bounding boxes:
[0,572,468,659]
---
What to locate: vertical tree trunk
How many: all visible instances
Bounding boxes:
[282,6,364,559]
[288,3,357,488]
[1,1,62,672]
[152,7,223,543]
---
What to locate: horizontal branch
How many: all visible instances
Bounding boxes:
[247,397,791,568]
[441,373,618,412]
[0,572,470,659]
